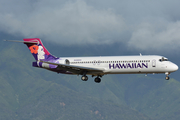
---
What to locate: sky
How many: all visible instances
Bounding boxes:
[1,0,180,52]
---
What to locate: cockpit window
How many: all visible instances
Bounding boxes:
[164,58,168,61]
[159,57,168,62]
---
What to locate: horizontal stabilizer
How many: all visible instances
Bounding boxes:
[4,40,38,44]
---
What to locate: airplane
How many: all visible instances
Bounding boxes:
[5,38,178,83]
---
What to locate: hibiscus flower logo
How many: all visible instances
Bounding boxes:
[29,45,39,54]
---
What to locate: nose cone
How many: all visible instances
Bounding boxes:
[168,62,178,72]
[174,64,179,71]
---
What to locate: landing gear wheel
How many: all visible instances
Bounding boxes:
[94,77,101,83]
[81,76,88,81]
[165,76,169,80]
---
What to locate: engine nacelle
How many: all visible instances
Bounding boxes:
[65,59,70,65]
[56,59,70,65]
[32,59,70,69]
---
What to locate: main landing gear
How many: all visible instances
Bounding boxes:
[81,75,88,81]
[81,71,88,81]
[165,72,170,80]
[94,77,101,83]
[81,75,102,83]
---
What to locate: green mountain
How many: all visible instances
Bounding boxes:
[0,41,151,120]
[0,40,180,120]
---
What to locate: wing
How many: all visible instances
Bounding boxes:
[40,60,105,75]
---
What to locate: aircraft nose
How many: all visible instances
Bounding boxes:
[174,64,179,71]
[171,63,179,72]
[168,63,178,72]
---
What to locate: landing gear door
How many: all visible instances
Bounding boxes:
[152,59,156,67]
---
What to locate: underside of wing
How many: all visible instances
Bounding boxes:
[40,60,105,75]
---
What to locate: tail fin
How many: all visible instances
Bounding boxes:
[23,38,56,61]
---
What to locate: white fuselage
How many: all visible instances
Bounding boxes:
[59,55,178,76]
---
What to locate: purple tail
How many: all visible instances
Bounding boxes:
[23,38,56,61]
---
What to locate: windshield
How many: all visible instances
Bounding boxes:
[159,57,168,62]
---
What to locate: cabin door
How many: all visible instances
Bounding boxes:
[152,59,156,67]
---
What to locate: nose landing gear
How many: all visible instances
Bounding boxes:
[165,76,169,80]
[165,72,170,80]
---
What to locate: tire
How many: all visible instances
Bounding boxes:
[94,77,101,83]
[81,76,88,81]
[165,76,169,80]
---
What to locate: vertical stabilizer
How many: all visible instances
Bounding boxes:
[23,38,56,61]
